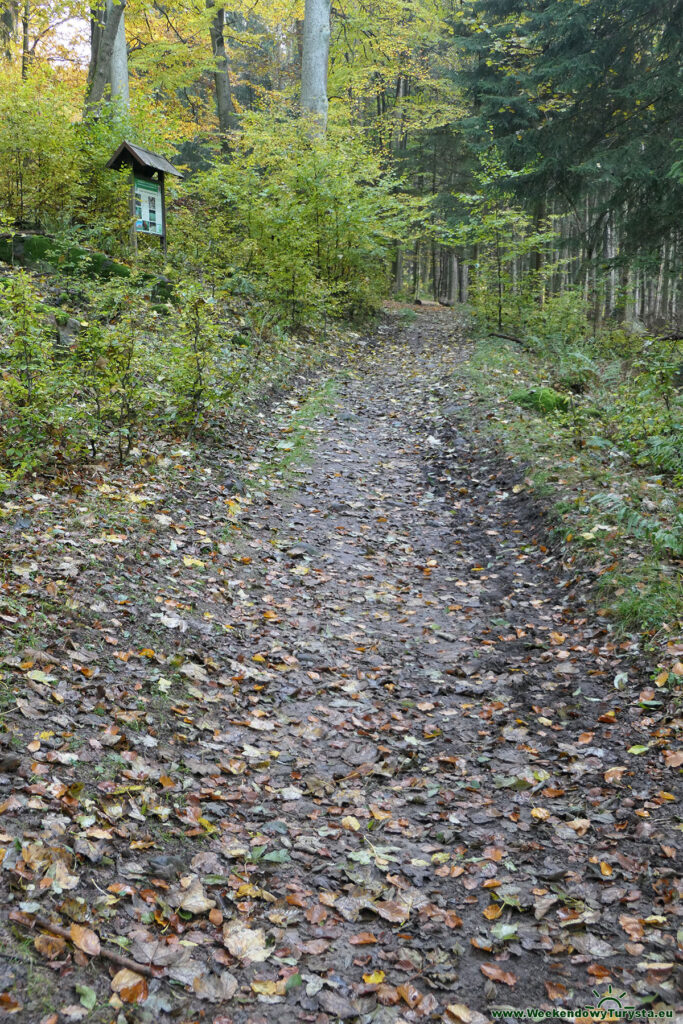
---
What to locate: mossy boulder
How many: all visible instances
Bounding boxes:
[510,386,569,414]
[0,233,131,281]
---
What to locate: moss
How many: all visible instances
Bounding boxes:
[510,386,569,414]
[24,235,57,264]
[1,234,130,280]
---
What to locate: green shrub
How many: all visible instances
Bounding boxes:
[176,112,404,324]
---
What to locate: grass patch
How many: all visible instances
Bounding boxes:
[454,336,682,644]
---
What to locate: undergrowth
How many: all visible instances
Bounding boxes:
[455,330,682,644]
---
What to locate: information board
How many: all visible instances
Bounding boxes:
[134,177,163,236]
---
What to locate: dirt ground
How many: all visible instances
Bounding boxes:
[0,310,680,1023]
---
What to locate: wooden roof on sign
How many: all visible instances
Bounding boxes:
[106,141,183,177]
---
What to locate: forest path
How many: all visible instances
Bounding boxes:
[0,310,678,1023]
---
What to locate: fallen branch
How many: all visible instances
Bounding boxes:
[22,915,156,978]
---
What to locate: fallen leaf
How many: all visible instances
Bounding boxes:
[480,963,516,986]
[111,968,148,1004]
[223,921,271,963]
[396,982,422,1007]
[69,924,100,957]
[363,970,385,984]
[251,978,286,996]
[34,933,66,958]
[566,818,591,835]
[374,900,410,923]
[171,876,216,915]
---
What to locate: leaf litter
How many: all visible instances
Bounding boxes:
[0,310,679,1022]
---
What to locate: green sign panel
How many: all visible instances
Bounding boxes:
[134,177,163,236]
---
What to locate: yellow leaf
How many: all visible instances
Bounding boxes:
[183,556,204,568]
[363,970,385,984]
[251,978,286,996]
[531,807,550,821]
[341,815,360,831]
[483,904,502,920]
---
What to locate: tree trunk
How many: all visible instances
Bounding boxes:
[86,0,127,111]
[1,3,18,60]
[448,254,457,304]
[300,0,330,131]
[20,0,28,79]
[394,246,403,294]
[207,1,235,142]
[108,0,129,107]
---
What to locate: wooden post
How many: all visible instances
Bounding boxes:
[129,171,138,256]
[160,171,167,255]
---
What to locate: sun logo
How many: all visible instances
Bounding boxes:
[592,987,628,1009]
[587,986,636,1018]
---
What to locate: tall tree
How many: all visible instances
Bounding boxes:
[206,0,235,141]
[300,0,330,129]
[86,0,129,112]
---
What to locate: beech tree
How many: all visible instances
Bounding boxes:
[300,0,330,130]
[86,0,129,111]
[206,0,235,141]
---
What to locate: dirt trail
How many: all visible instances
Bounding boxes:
[0,310,679,1023]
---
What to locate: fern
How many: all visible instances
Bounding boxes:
[591,493,683,557]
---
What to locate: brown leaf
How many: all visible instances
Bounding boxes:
[376,984,400,1005]
[34,933,66,959]
[483,904,502,920]
[481,963,516,987]
[111,969,148,1004]
[545,981,567,1000]
[483,846,504,861]
[0,992,22,1014]
[301,938,329,954]
[566,817,591,835]
[396,982,422,1008]
[619,914,644,940]
[348,931,377,945]
[374,900,409,923]
[69,924,100,957]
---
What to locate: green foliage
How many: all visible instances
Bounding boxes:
[454,0,682,260]
[510,386,568,414]
[164,282,239,430]
[0,68,82,228]
[459,334,682,636]
[0,271,64,480]
[177,112,405,324]
[452,151,557,331]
